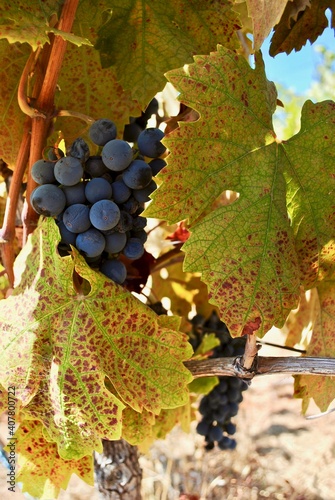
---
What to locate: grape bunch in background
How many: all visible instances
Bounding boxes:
[190,312,249,451]
[30,110,166,285]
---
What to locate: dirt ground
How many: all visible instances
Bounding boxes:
[1,342,335,500]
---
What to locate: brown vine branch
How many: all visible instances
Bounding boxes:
[184,356,335,379]
[18,48,45,119]
[0,118,31,286]
[22,0,80,242]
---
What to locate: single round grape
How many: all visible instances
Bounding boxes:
[102,139,133,171]
[63,204,91,233]
[132,179,157,202]
[89,119,117,146]
[57,221,77,246]
[54,156,84,186]
[84,156,109,178]
[112,180,131,204]
[62,182,86,205]
[132,216,147,231]
[76,228,106,258]
[85,178,113,204]
[196,420,210,437]
[149,158,166,176]
[137,127,166,158]
[100,259,127,284]
[131,229,147,244]
[121,196,140,214]
[47,147,65,161]
[122,159,152,189]
[208,425,223,442]
[104,231,127,253]
[122,237,144,260]
[30,184,66,217]
[31,159,56,185]
[89,199,120,231]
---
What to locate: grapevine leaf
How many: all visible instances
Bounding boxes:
[95,0,241,108]
[0,40,29,168]
[145,47,301,336]
[121,406,156,446]
[0,218,192,458]
[294,279,335,412]
[0,0,91,50]
[145,46,335,337]
[269,0,334,56]
[245,0,289,50]
[189,376,219,395]
[11,420,93,500]
[283,100,335,289]
[285,288,318,348]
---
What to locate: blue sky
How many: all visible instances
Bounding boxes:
[261,18,334,94]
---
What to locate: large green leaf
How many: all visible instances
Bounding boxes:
[0,218,192,459]
[145,46,335,337]
[95,0,241,108]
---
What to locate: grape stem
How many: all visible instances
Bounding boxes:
[57,109,96,124]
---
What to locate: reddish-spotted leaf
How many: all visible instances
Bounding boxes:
[145,46,335,337]
[10,420,94,499]
[0,218,193,459]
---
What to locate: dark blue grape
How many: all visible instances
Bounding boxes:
[218,436,237,450]
[84,156,109,178]
[85,178,113,204]
[196,420,210,437]
[122,160,152,189]
[137,127,166,158]
[30,184,66,217]
[54,156,83,186]
[63,204,91,233]
[132,179,157,202]
[208,425,223,442]
[89,199,120,231]
[121,196,140,214]
[149,158,166,176]
[31,160,56,185]
[76,228,106,258]
[112,180,131,204]
[102,139,133,171]
[104,232,127,254]
[131,229,147,244]
[47,147,64,161]
[225,422,236,435]
[89,119,117,146]
[122,237,144,260]
[132,216,147,231]
[62,182,86,205]
[57,221,77,246]
[100,259,127,284]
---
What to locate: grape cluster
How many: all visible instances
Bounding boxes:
[30,116,167,285]
[190,312,249,451]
